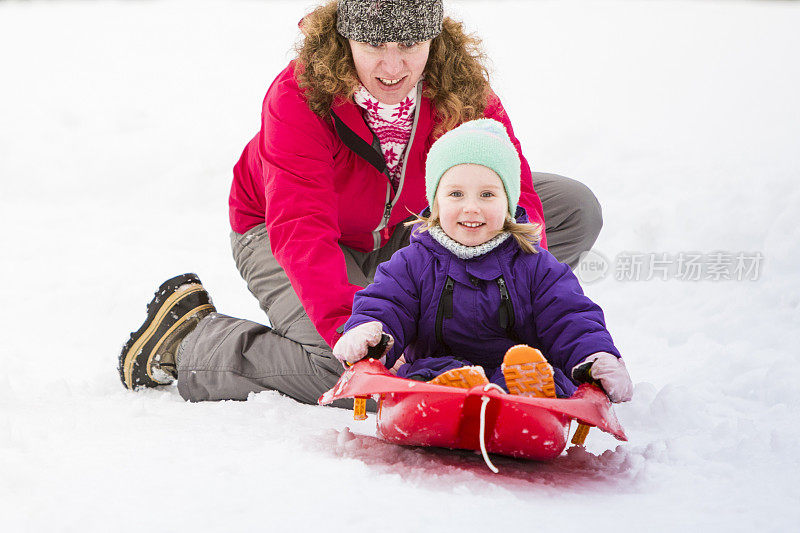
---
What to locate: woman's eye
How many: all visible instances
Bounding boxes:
[368,42,383,48]
[400,41,418,49]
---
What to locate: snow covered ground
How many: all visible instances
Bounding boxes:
[1,0,799,531]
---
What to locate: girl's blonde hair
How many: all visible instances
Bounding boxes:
[405,202,542,254]
[294,1,491,137]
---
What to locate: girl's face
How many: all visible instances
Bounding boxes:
[435,164,508,247]
[349,40,431,105]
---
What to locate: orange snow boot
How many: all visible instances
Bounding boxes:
[428,366,490,389]
[502,345,557,398]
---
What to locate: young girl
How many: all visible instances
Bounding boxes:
[333,119,632,402]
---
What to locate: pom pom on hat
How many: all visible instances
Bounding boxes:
[425,119,521,216]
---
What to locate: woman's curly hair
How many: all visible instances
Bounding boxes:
[295,1,491,137]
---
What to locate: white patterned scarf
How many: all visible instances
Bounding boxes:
[353,84,417,190]
[429,225,513,260]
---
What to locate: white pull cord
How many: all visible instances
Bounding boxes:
[479,383,505,474]
[479,396,498,473]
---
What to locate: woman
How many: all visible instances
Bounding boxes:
[118,0,604,406]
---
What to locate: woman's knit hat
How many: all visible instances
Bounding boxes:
[425,118,521,216]
[337,0,443,43]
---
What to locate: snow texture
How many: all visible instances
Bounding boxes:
[1,1,798,531]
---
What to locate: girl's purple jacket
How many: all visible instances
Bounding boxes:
[344,208,621,397]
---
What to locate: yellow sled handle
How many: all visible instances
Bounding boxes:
[348,333,391,421]
[571,423,591,446]
[353,397,368,420]
[570,360,605,446]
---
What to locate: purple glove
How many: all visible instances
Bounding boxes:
[573,352,633,403]
[332,321,394,367]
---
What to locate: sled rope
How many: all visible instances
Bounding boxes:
[479,397,498,473]
[479,384,505,473]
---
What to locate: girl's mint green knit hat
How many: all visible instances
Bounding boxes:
[425,118,521,217]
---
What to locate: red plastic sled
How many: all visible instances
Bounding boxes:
[319,359,627,467]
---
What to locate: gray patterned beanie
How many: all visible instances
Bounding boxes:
[337,0,443,43]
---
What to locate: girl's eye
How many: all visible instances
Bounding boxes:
[400,41,419,49]
[481,191,495,198]
[368,42,383,48]
[449,191,463,198]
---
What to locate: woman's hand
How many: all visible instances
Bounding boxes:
[572,352,633,403]
[332,321,394,367]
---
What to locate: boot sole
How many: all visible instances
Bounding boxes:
[428,366,490,389]
[118,273,213,390]
[502,345,557,398]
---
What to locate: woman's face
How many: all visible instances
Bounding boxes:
[349,40,431,105]
[435,164,509,247]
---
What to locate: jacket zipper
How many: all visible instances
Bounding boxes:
[372,188,392,250]
[370,81,424,251]
[435,276,455,354]
[496,276,520,342]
